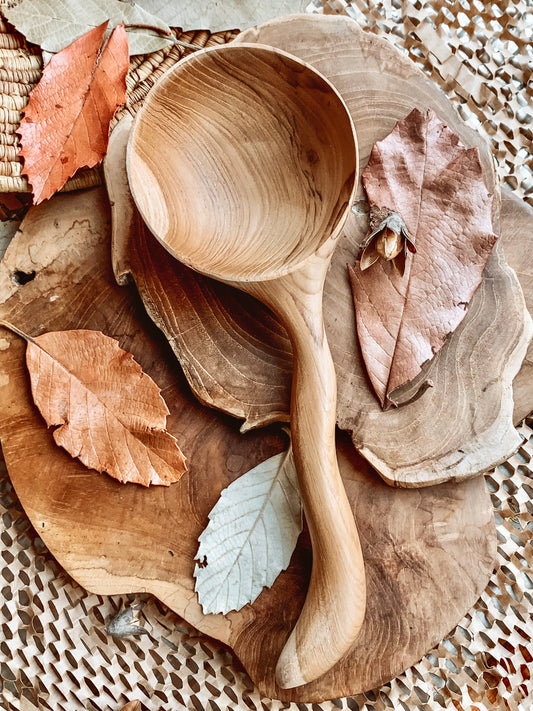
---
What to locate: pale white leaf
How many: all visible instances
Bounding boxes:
[194,446,302,615]
[5,0,175,55]
[131,0,310,32]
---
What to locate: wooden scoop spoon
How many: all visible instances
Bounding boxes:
[127,43,364,689]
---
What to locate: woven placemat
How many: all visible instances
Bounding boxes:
[1,2,532,710]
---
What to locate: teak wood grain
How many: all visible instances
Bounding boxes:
[0,187,497,701]
[127,42,364,688]
[114,14,532,489]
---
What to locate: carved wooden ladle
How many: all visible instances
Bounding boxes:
[127,43,364,689]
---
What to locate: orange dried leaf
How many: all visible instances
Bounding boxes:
[18,22,129,204]
[349,108,498,407]
[24,329,187,486]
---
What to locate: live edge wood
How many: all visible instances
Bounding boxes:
[126,43,363,688]
[115,15,532,489]
[0,187,496,701]
[500,191,533,424]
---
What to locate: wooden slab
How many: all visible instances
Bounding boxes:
[114,14,532,488]
[499,190,533,424]
[0,187,496,701]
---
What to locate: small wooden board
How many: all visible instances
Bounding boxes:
[0,187,497,701]
[114,14,532,488]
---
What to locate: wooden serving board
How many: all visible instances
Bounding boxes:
[0,187,497,702]
[113,14,532,488]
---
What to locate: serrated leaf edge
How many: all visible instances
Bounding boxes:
[194,446,302,615]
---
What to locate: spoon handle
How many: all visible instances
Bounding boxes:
[256,269,366,689]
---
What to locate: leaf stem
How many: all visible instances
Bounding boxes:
[124,23,172,37]
[123,25,201,51]
[0,319,36,345]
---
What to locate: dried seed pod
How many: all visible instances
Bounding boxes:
[359,207,415,274]
[106,603,149,638]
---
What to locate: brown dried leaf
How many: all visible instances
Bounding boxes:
[11,325,186,486]
[18,22,129,204]
[349,108,499,407]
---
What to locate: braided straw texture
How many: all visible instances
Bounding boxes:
[1,2,532,710]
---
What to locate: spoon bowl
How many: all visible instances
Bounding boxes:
[128,44,355,282]
[128,43,365,689]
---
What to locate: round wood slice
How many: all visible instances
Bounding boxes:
[114,14,531,487]
[499,191,533,424]
[0,187,496,701]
